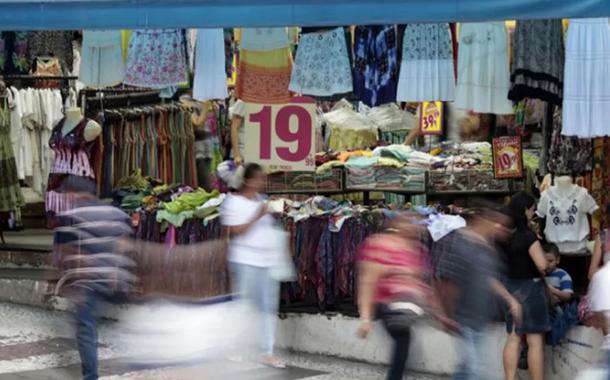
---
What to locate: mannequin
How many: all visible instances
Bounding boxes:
[537,174,599,254]
[554,175,575,197]
[62,107,101,142]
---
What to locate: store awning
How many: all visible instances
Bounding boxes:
[1,0,610,30]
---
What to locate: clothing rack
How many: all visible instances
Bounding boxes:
[1,75,77,86]
[81,90,163,117]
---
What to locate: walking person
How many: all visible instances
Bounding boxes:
[503,192,549,380]
[357,215,449,380]
[433,203,522,380]
[221,163,286,369]
[53,179,136,380]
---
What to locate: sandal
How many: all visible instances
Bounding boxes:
[261,355,287,369]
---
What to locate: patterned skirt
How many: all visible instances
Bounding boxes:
[289,27,353,97]
[124,29,188,88]
[0,128,24,212]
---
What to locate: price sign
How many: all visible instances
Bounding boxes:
[243,97,316,172]
[419,101,443,135]
[492,136,523,179]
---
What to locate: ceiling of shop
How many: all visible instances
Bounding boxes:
[0,0,609,30]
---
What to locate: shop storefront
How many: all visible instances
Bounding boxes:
[0,1,609,310]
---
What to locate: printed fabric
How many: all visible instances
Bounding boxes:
[509,19,564,104]
[27,31,74,73]
[289,27,353,97]
[0,99,24,212]
[124,29,188,88]
[396,23,455,102]
[235,47,292,104]
[353,25,399,107]
[0,32,29,74]
[545,105,592,176]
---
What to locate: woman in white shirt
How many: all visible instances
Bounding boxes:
[221,163,286,369]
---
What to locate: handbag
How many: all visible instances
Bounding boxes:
[267,226,296,282]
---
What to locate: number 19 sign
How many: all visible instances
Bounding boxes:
[243,97,316,172]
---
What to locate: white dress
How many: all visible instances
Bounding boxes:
[396,23,455,102]
[562,18,610,138]
[193,29,228,101]
[454,22,513,115]
[80,30,124,88]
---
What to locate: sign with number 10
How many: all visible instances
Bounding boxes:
[492,136,523,179]
[243,97,316,172]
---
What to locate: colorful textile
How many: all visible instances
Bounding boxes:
[0,99,24,212]
[124,29,188,87]
[545,105,592,175]
[46,118,97,228]
[0,32,29,74]
[353,25,399,107]
[235,47,292,104]
[27,31,74,73]
[289,27,353,96]
[163,189,219,214]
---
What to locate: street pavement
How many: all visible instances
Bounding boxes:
[0,302,448,379]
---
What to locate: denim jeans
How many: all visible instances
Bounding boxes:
[452,327,485,380]
[231,263,280,355]
[74,290,102,380]
[376,303,417,380]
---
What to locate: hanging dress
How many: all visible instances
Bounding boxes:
[193,29,229,101]
[396,23,455,102]
[46,118,97,228]
[289,27,353,97]
[80,30,125,88]
[508,20,564,105]
[353,25,399,107]
[0,98,25,213]
[562,18,610,138]
[454,22,513,115]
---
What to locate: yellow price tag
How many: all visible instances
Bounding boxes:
[419,101,443,135]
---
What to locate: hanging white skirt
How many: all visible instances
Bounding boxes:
[562,18,610,138]
[193,29,229,101]
[454,22,513,115]
[289,27,353,96]
[396,23,455,102]
[79,30,124,88]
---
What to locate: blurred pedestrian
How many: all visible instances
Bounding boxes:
[503,192,549,380]
[53,180,136,380]
[357,215,449,380]
[221,163,286,369]
[434,203,521,380]
[588,259,610,377]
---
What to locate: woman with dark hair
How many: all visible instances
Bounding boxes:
[503,192,549,380]
[220,163,286,368]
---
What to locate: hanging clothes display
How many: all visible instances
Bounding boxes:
[0,98,25,214]
[96,105,199,197]
[353,25,399,107]
[80,30,125,88]
[27,31,74,74]
[124,29,188,88]
[235,47,292,104]
[0,32,29,74]
[396,23,455,102]
[562,18,610,138]
[193,29,228,101]
[289,27,353,97]
[508,19,564,105]
[454,22,513,115]
[545,105,593,175]
[46,118,98,227]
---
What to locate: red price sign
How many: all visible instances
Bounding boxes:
[492,136,523,179]
[419,101,443,135]
[243,97,316,172]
